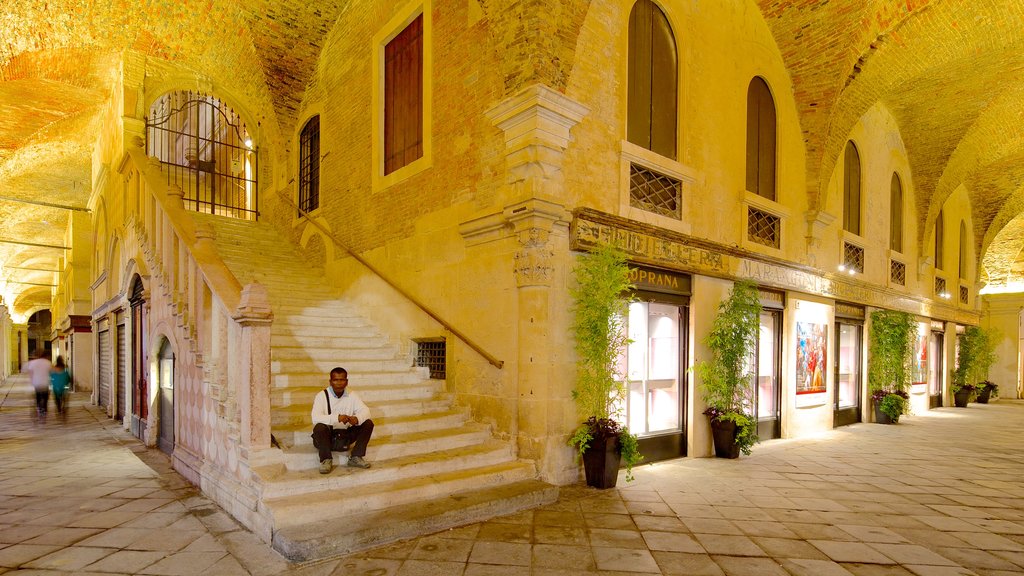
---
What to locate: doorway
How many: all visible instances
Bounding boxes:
[130,277,148,440]
[833,322,863,426]
[929,330,944,408]
[620,294,688,461]
[157,339,175,455]
[754,310,782,440]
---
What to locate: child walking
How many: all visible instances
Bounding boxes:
[51,356,71,421]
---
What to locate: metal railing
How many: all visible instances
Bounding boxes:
[279,191,503,369]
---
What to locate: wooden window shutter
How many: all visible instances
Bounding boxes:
[959,221,967,280]
[844,141,861,235]
[935,210,944,270]
[746,77,776,200]
[627,0,677,160]
[890,173,903,253]
[384,14,424,176]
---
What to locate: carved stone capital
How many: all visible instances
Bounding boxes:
[232,282,273,325]
[805,209,836,250]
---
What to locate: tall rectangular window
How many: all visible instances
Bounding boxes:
[746,77,776,201]
[890,173,903,253]
[935,210,944,271]
[843,141,861,235]
[384,14,423,176]
[298,116,320,213]
[627,0,677,160]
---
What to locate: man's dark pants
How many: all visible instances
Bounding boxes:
[312,420,374,462]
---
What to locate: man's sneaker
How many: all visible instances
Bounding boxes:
[319,459,333,474]
[347,456,371,469]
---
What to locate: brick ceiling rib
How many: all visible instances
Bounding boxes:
[759,1,1024,287]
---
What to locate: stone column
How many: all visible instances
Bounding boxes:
[483,85,587,484]
[231,282,273,460]
[17,325,28,367]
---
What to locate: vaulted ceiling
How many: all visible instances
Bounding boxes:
[1,0,1024,319]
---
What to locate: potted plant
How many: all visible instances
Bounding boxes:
[953,326,998,406]
[867,310,917,424]
[568,243,642,488]
[977,381,998,404]
[694,280,761,458]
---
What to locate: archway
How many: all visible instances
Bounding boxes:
[156,338,175,454]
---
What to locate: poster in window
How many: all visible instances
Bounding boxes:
[911,331,928,390]
[796,322,828,404]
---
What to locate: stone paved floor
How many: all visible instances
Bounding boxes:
[3,372,1024,575]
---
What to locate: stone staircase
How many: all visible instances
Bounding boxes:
[190,213,557,561]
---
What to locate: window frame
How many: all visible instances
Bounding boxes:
[746,76,777,201]
[935,209,944,271]
[843,141,861,236]
[372,1,433,192]
[298,115,321,214]
[889,172,903,254]
[626,0,678,161]
[959,220,968,280]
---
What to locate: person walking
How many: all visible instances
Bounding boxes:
[50,356,71,421]
[311,367,374,473]
[21,351,52,423]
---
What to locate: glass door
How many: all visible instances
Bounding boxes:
[929,331,944,408]
[618,297,687,461]
[754,310,782,439]
[833,322,862,426]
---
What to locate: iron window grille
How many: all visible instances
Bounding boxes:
[298,116,320,214]
[843,242,865,274]
[960,285,969,304]
[890,260,906,286]
[747,207,780,248]
[935,276,947,298]
[146,91,258,220]
[414,338,446,379]
[629,163,681,218]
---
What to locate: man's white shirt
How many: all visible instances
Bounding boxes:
[311,387,370,428]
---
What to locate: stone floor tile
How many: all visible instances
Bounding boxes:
[585,513,637,530]
[693,534,766,557]
[588,528,645,549]
[948,532,1024,552]
[667,504,723,519]
[633,515,687,533]
[869,544,958,566]
[394,559,466,576]
[126,529,203,552]
[0,525,50,545]
[810,540,898,564]
[204,554,256,576]
[67,510,143,529]
[914,517,987,532]
[474,521,531,543]
[408,537,473,562]
[640,531,703,553]
[490,509,533,525]
[534,525,588,545]
[0,544,62,568]
[624,501,675,516]
[535,510,585,527]
[839,563,917,575]
[651,551,724,575]
[22,546,114,571]
[462,563,517,576]
[787,523,861,541]
[82,550,166,573]
[591,547,659,573]
[965,518,1024,534]
[903,566,979,576]
[137,551,227,575]
[363,539,417,560]
[467,541,531,566]
[682,518,742,535]
[711,555,788,576]
[781,557,856,576]
[838,525,913,543]
[531,543,596,570]
[737,520,797,538]
[752,536,829,559]
[937,547,1019,570]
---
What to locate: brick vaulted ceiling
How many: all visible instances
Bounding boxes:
[2,1,1024,315]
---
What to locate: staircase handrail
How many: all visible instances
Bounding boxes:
[125,146,244,312]
[279,191,504,369]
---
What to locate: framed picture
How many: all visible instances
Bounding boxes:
[796,321,828,396]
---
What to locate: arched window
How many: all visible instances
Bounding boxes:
[890,173,903,253]
[146,91,257,219]
[746,77,776,200]
[299,116,320,213]
[959,221,968,280]
[843,141,861,235]
[935,210,944,271]
[627,0,677,159]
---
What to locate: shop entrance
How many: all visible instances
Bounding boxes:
[833,322,863,426]
[754,309,782,440]
[621,296,688,461]
[157,339,175,455]
[929,330,944,408]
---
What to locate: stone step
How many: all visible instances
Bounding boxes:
[269,334,389,349]
[274,424,493,471]
[269,324,382,340]
[272,370,429,388]
[272,315,372,328]
[275,409,470,445]
[270,397,453,427]
[272,357,413,374]
[271,479,557,561]
[271,345,399,362]
[260,446,530,506]
[271,384,444,406]
[273,303,361,317]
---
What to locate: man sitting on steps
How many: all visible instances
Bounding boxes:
[311,366,374,474]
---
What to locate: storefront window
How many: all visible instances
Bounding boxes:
[618,301,682,436]
[837,324,860,408]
